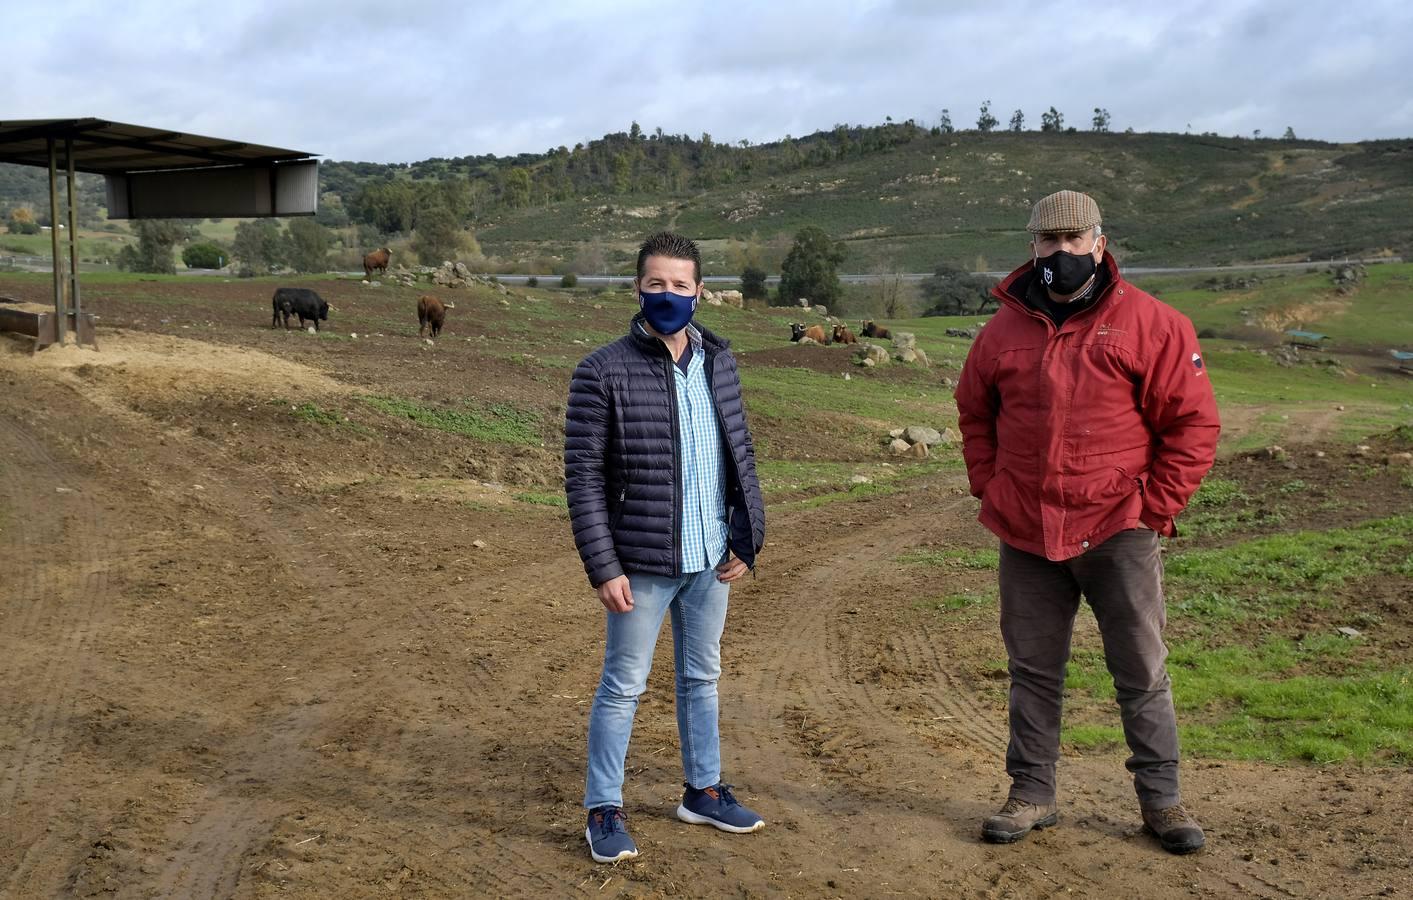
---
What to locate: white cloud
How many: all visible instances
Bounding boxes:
[6,0,1411,161]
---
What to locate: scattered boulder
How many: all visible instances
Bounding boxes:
[892,332,917,351]
[854,343,890,366]
[1387,452,1413,468]
[945,326,980,339]
[904,425,943,446]
[888,438,911,455]
[719,290,744,308]
[1254,445,1288,461]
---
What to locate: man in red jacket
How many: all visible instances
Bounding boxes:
[955,190,1220,854]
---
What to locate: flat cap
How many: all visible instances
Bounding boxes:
[1027,190,1102,234]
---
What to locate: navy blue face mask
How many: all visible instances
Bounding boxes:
[639,289,697,335]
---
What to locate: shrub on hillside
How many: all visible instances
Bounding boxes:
[182,242,226,269]
[920,263,997,316]
[526,276,539,287]
[560,272,578,288]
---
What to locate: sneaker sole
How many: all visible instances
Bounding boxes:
[981,812,1059,844]
[676,804,765,834]
[584,827,639,864]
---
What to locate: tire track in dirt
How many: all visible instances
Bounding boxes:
[0,416,119,896]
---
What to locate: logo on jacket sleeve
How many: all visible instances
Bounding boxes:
[1192,351,1205,374]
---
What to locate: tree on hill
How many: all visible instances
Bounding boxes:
[116,220,186,274]
[7,206,39,234]
[1009,109,1025,132]
[232,219,284,275]
[284,218,331,273]
[740,265,768,301]
[413,200,467,265]
[1092,108,1111,132]
[977,100,998,133]
[1282,126,1297,140]
[938,109,954,133]
[1041,107,1065,132]
[778,226,845,308]
[919,262,997,316]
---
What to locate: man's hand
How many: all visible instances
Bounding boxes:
[716,555,749,583]
[597,575,634,613]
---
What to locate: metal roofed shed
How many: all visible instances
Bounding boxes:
[0,118,319,349]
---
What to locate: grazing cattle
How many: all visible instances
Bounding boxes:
[418,295,451,338]
[861,320,892,340]
[272,287,329,331]
[832,324,857,344]
[363,247,392,279]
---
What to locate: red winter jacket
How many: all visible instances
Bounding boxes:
[954,253,1220,560]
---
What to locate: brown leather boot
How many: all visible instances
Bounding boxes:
[981,797,1059,843]
[1142,804,1206,854]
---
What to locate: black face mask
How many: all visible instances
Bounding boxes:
[1034,249,1097,296]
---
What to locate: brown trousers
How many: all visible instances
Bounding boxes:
[998,528,1180,810]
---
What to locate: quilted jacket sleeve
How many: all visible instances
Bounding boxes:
[1138,317,1221,534]
[564,356,622,586]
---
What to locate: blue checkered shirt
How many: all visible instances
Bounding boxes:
[671,326,728,573]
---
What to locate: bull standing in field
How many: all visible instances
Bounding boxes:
[417,295,452,338]
[955,190,1219,855]
[271,288,329,331]
[363,247,391,280]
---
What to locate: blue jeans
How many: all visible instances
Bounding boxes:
[584,566,730,809]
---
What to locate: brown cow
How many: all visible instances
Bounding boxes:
[832,324,857,344]
[804,324,829,344]
[861,320,892,340]
[363,247,392,279]
[417,295,454,338]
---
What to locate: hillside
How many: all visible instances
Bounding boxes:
[4,124,1411,276]
[467,132,1413,272]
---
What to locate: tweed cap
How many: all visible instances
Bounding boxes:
[1027,190,1102,234]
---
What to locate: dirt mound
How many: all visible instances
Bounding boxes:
[1,328,347,400]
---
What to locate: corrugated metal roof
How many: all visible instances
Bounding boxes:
[0,118,316,174]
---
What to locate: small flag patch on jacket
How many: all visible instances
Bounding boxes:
[1192,352,1205,372]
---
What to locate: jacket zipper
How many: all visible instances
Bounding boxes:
[704,352,754,568]
[664,352,683,579]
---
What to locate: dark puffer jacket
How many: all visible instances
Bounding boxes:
[565,316,766,586]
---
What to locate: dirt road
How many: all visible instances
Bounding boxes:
[1,315,1409,899]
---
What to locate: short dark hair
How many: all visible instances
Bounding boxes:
[636,232,701,283]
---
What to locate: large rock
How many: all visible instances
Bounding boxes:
[945,327,980,339]
[702,289,724,306]
[904,425,942,446]
[892,331,917,352]
[888,438,912,455]
[719,290,744,308]
[854,343,890,366]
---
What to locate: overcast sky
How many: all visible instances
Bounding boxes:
[13,0,1412,163]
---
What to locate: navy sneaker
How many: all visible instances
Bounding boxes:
[585,805,638,863]
[676,782,765,833]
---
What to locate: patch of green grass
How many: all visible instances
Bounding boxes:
[362,396,542,446]
[1064,638,1413,763]
[899,547,1000,570]
[914,590,996,613]
[288,402,371,434]
[1166,516,1413,590]
[513,491,567,508]
[785,480,899,509]
[1188,477,1249,508]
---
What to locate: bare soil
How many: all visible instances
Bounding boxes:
[1,277,1410,899]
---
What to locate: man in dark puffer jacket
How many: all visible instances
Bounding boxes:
[566,232,767,864]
